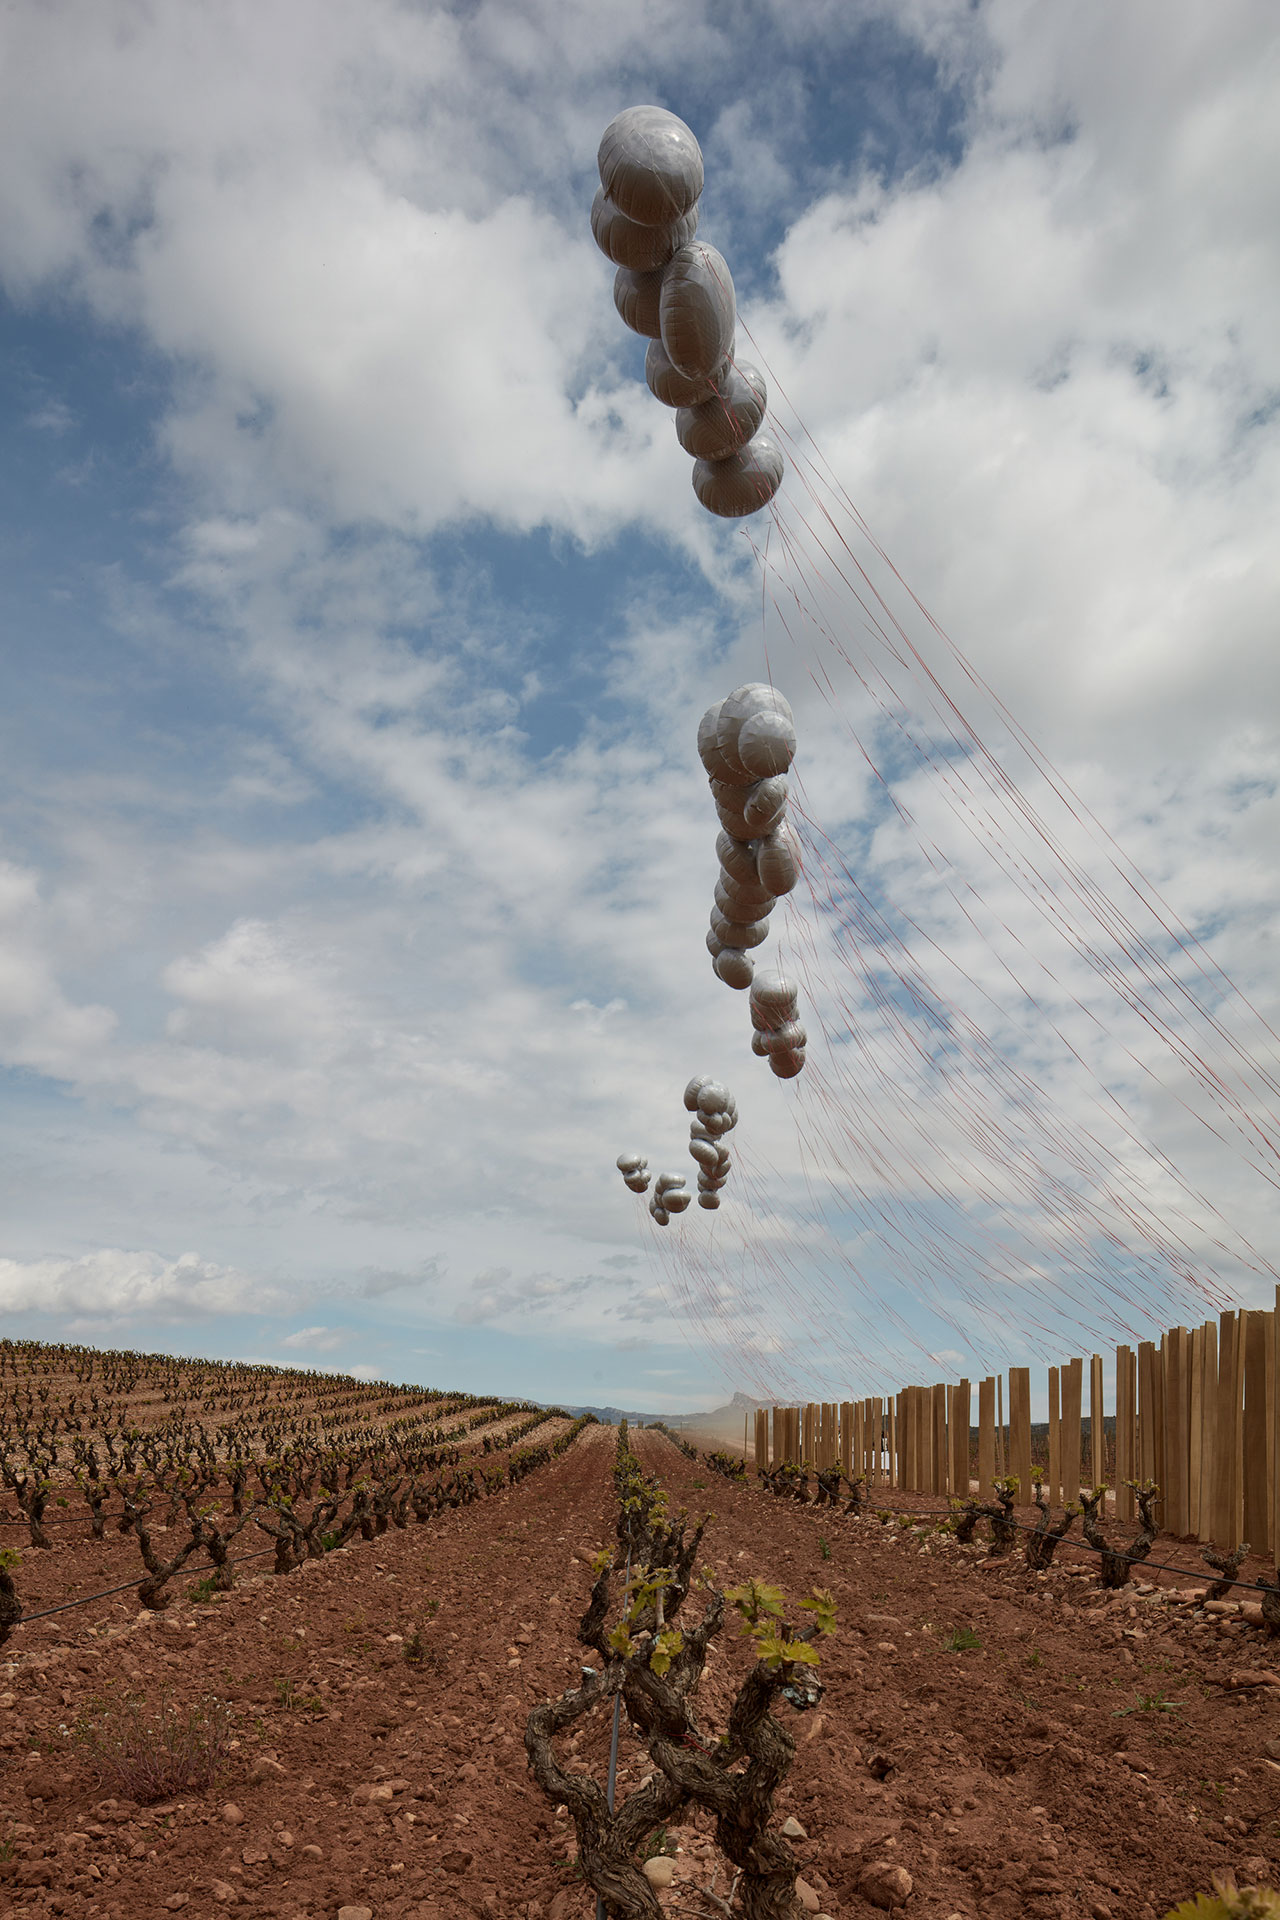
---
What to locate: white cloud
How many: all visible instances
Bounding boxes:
[279,1325,346,1352]
[0,1248,282,1323]
[0,1,1276,1395]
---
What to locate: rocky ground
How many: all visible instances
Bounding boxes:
[2,1422,1277,1919]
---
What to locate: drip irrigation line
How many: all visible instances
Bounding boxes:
[12,1547,281,1626]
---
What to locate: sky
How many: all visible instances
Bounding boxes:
[1,0,1278,1412]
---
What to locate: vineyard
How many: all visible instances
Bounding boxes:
[2,1342,1280,1919]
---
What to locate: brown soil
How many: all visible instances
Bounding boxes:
[3,1424,1278,1920]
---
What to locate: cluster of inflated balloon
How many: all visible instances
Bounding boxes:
[683,1074,737,1210]
[591,105,784,519]
[615,1076,738,1226]
[749,970,807,1080]
[698,682,806,1075]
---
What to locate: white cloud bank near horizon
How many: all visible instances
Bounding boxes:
[0,1,1277,1404]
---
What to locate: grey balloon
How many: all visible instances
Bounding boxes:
[714,878,774,924]
[713,947,754,990]
[766,1020,808,1053]
[645,338,732,409]
[591,188,698,273]
[756,825,799,896]
[613,265,666,338]
[769,1047,806,1080]
[696,1079,731,1115]
[743,775,789,836]
[665,1188,692,1213]
[717,872,775,912]
[689,1137,719,1171]
[699,702,753,786]
[625,1172,651,1192]
[692,433,784,519]
[710,909,770,951]
[698,1192,720,1210]
[738,708,796,778]
[616,1152,646,1173]
[675,363,766,462]
[750,970,799,1024]
[716,683,793,768]
[706,928,724,959]
[717,831,760,887]
[659,243,736,380]
[597,107,704,227]
[684,1074,712,1111]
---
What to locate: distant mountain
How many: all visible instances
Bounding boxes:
[544,1391,761,1432]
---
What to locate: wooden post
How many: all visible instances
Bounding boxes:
[1189,1327,1204,1537]
[1212,1312,1242,1547]
[841,1402,854,1478]
[1272,1292,1280,1567]
[754,1408,768,1466]
[952,1378,971,1498]
[802,1402,815,1467]
[1091,1353,1105,1489]
[1115,1344,1136,1522]
[1158,1335,1169,1500]
[1062,1357,1083,1506]
[1199,1321,1218,1542]
[977,1376,996,1497]
[1009,1367,1032,1500]
[997,1373,1006,1475]
[1244,1310,1270,1554]
[1138,1341,1158,1489]
[889,1395,899,1489]
[1163,1327,1191,1537]
[932,1383,948,1496]
[1046,1366,1061,1507]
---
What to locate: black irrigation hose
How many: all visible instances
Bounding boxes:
[14,1547,281,1625]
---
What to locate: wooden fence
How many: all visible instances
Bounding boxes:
[754,1298,1278,1557]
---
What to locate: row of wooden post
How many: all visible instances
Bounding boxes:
[754,1301,1278,1556]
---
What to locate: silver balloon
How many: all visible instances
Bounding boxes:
[659,242,736,380]
[737,707,796,777]
[591,187,697,272]
[713,947,754,990]
[692,433,784,518]
[675,363,766,462]
[646,338,732,409]
[597,106,703,227]
[613,265,666,338]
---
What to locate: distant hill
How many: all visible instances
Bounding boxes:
[548,1390,759,1437]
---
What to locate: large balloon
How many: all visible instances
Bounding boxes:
[591,188,697,273]
[676,364,766,462]
[693,435,785,519]
[598,107,704,226]
[613,266,665,338]
[660,243,736,381]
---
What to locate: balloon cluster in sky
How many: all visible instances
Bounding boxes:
[615,1076,738,1225]
[699,683,806,1079]
[592,105,784,518]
